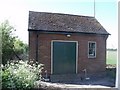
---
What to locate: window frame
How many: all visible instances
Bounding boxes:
[88,41,96,58]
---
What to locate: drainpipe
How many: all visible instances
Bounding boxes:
[36,33,38,62]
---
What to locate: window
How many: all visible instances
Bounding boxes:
[88,41,96,58]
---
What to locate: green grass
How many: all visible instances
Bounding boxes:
[106,50,117,65]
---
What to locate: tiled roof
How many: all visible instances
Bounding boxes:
[28,11,110,35]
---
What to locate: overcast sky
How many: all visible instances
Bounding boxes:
[0,0,118,49]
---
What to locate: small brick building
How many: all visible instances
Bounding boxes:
[28,11,110,77]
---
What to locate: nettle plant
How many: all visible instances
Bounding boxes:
[2,60,44,89]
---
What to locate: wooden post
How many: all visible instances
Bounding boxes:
[116,1,120,90]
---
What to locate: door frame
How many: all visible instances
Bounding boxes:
[51,40,78,74]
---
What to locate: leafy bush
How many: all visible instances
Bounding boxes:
[2,60,44,90]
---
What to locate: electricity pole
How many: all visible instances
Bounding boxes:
[94,0,95,18]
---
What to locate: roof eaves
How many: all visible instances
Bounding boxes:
[28,29,110,35]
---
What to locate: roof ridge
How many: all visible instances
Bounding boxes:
[29,11,94,18]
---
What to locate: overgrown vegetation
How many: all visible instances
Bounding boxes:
[1,20,42,89]
[2,60,44,90]
[1,20,28,65]
[14,39,28,60]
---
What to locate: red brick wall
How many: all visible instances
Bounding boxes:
[29,32,108,75]
[29,32,36,61]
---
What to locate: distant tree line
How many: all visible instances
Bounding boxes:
[107,48,117,51]
[0,20,28,65]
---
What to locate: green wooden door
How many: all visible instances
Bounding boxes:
[52,41,77,74]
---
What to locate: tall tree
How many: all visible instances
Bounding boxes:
[1,20,28,64]
[1,20,16,64]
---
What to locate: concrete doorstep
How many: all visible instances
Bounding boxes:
[34,81,118,90]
